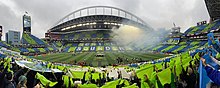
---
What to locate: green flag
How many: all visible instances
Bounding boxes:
[136,64,154,79]
[85,72,91,81]
[140,71,157,88]
[70,77,74,88]
[194,52,200,60]
[122,83,138,88]
[174,56,182,77]
[101,79,130,88]
[216,53,220,59]
[170,73,176,88]
[119,79,130,86]
[62,75,69,88]
[141,81,150,88]
[155,63,163,70]
[4,57,11,68]
[169,57,176,68]
[149,71,157,84]
[139,64,151,69]
[57,66,65,71]
[3,57,13,73]
[92,72,100,81]
[47,63,51,68]
[78,84,98,88]
[181,52,192,70]
[157,68,171,86]
[35,72,58,87]
[71,71,85,79]
[101,79,121,88]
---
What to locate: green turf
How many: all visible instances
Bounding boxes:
[34,51,169,66]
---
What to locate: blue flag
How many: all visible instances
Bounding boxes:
[202,54,218,69]
[199,60,210,88]
[207,32,215,46]
[207,32,220,52]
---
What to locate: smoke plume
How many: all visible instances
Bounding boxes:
[111,24,169,50]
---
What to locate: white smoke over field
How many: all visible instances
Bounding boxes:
[111,24,169,50]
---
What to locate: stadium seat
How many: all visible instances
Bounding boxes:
[19,48,29,52]
[29,34,46,45]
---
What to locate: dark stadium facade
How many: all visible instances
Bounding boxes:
[205,0,220,20]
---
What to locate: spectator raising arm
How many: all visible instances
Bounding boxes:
[201,57,220,86]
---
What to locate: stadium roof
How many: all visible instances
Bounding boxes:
[50,6,148,29]
[205,0,220,20]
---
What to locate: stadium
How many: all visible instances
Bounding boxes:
[0,0,220,88]
[18,6,169,66]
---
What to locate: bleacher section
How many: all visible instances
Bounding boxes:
[185,20,220,35]
[61,42,127,52]
[151,40,207,54]
[162,38,180,44]
[19,48,29,52]
[22,33,37,45]
[0,41,11,49]
[18,33,58,54]
[2,19,219,55]
[51,30,112,40]
[19,47,57,53]
[149,19,220,54]
[29,34,46,45]
[22,33,46,45]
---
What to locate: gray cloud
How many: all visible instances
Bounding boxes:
[0,0,210,40]
[136,0,209,32]
[112,0,140,13]
[0,2,21,40]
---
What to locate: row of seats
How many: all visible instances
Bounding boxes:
[19,47,57,53]
[53,42,118,49]
[184,20,220,35]
[151,41,207,53]
[52,30,112,40]
[29,34,46,45]
[52,42,63,47]
[162,38,180,44]
[59,42,127,52]
[62,46,127,52]
[0,41,11,49]
[22,33,37,44]
[22,33,46,45]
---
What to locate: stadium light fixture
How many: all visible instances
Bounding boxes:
[92,22,96,25]
[66,27,71,29]
[77,24,82,27]
[61,28,66,31]
[71,25,76,28]
[82,23,86,26]
[118,24,122,26]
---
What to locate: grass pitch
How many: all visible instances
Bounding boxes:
[34,51,169,66]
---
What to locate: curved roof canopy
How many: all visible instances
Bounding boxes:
[52,6,148,28]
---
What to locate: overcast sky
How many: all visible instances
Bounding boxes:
[0,0,210,40]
